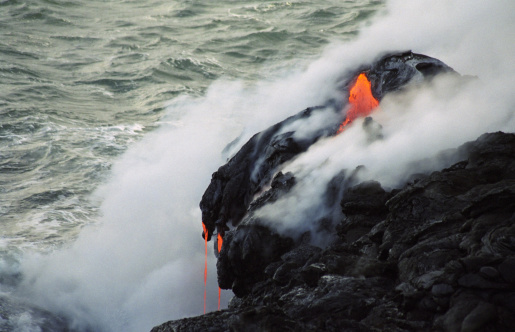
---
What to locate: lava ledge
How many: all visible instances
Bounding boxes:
[199,51,456,240]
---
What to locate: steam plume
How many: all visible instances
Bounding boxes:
[256,0,515,239]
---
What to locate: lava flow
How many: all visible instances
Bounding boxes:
[201,73,377,313]
[201,222,224,313]
[337,73,379,133]
[202,222,208,314]
[217,233,223,311]
[217,233,223,253]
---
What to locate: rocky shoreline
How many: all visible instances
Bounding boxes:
[152,131,515,331]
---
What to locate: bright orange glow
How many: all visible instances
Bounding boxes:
[218,287,221,311]
[217,233,223,253]
[202,222,208,314]
[217,233,223,311]
[337,73,379,133]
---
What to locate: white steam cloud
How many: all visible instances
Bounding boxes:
[257,0,515,238]
[14,1,515,331]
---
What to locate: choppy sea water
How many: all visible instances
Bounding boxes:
[1,1,384,331]
[0,0,379,252]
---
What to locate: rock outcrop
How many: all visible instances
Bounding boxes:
[152,131,515,332]
[199,51,456,240]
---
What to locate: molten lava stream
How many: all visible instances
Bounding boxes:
[201,223,224,313]
[217,233,223,311]
[337,73,379,133]
[202,222,208,314]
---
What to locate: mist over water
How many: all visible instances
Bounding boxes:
[18,100,242,331]
[6,0,515,331]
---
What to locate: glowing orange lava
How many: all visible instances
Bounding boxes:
[218,286,221,311]
[217,233,223,253]
[217,233,223,311]
[202,222,208,314]
[337,73,379,133]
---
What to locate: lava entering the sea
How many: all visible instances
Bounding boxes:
[217,233,223,310]
[201,221,224,313]
[337,73,379,133]
[202,222,208,314]
[217,233,223,253]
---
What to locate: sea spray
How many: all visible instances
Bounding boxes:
[14,65,350,331]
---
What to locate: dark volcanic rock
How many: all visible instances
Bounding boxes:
[200,105,338,240]
[153,132,515,332]
[199,51,456,240]
[152,52,515,332]
[216,223,294,297]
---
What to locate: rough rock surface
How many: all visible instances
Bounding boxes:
[152,131,515,332]
[199,51,456,239]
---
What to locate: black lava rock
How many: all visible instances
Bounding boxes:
[152,53,515,332]
[153,132,515,332]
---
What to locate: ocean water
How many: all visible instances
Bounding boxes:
[1,0,514,331]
